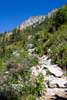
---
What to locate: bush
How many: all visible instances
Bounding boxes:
[0,85,21,100]
[7,60,17,70]
[28,56,38,67]
[21,73,45,100]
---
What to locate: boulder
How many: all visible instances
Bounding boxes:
[39,55,64,77]
[47,65,63,77]
[41,64,63,77]
[46,88,67,97]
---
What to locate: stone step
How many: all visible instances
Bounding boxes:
[46,88,67,97]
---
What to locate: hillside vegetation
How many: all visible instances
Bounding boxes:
[0,5,67,72]
[0,5,67,100]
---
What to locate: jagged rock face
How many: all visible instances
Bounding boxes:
[48,8,58,18]
[18,9,58,30]
[19,16,46,30]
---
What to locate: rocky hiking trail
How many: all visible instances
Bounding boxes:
[27,43,67,100]
[0,43,66,100]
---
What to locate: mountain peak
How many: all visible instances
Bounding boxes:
[19,16,46,30]
[18,8,58,30]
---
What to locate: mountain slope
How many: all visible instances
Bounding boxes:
[0,5,67,72]
[0,5,67,100]
[19,16,46,30]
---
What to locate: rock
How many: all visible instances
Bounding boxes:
[31,54,66,100]
[36,88,67,100]
[28,48,35,53]
[41,70,46,76]
[39,59,51,65]
[40,64,63,77]
[13,51,20,57]
[27,44,34,49]
[31,66,39,76]
[48,9,58,18]
[28,52,33,56]
[47,65,63,77]
[19,16,46,30]
[47,75,67,88]
[46,88,67,97]
[39,55,48,64]
[31,65,47,77]
[39,55,52,65]
[39,55,64,77]
[28,35,32,40]
[4,71,9,75]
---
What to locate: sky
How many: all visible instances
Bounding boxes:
[0,0,67,33]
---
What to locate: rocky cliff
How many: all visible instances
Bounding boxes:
[19,8,58,30]
[19,16,46,30]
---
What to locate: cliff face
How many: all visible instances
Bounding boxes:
[18,8,58,30]
[19,16,46,30]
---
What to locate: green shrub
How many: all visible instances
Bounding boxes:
[0,59,6,73]
[28,56,38,67]
[0,85,21,100]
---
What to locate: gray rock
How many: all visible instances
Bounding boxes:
[39,55,51,65]
[28,48,35,53]
[31,65,47,77]
[46,88,67,97]
[40,64,63,77]
[36,88,67,100]
[41,70,46,76]
[19,16,46,30]
[27,44,34,49]
[13,51,20,57]
[4,71,9,75]
[47,65,63,77]
[39,55,63,77]
[47,76,67,88]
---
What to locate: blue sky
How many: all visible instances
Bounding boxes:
[0,0,67,33]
